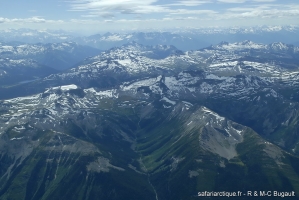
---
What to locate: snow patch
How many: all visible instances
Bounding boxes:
[160,97,176,105]
[201,107,225,121]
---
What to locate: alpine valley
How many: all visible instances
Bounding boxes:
[0,29,299,200]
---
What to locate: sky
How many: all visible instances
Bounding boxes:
[0,0,298,34]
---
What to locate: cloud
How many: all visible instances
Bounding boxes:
[0,17,63,24]
[68,0,221,20]
[0,18,8,23]
[99,13,116,18]
[23,17,47,23]
[170,0,212,6]
[253,0,276,2]
[69,0,169,16]
[221,3,299,20]
[67,0,299,22]
[217,0,247,3]
[81,14,99,18]
[55,0,299,32]
[169,9,217,15]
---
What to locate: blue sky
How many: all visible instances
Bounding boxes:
[0,0,298,34]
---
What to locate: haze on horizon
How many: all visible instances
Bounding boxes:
[0,0,298,34]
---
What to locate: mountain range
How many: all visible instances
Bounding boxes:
[1,26,299,50]
[0,39,299,199]
[0,42,101,70]
[0,42,102,87]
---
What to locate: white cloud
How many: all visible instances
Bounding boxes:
[1,0,298,32]
[0,17,63,24]
[170,0,212,6]
[217,0,247,3]
[0,18,8,23]
[20,17,47,23]
[69,0,169,17]
[67,0,299,22]
[169,9,217,15]
[81,14,100,18]
[221,4,299,20]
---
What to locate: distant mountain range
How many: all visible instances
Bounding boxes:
[1,26,299,50]
[1,40,299,199]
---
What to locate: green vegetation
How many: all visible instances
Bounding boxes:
[1,99,299,199]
